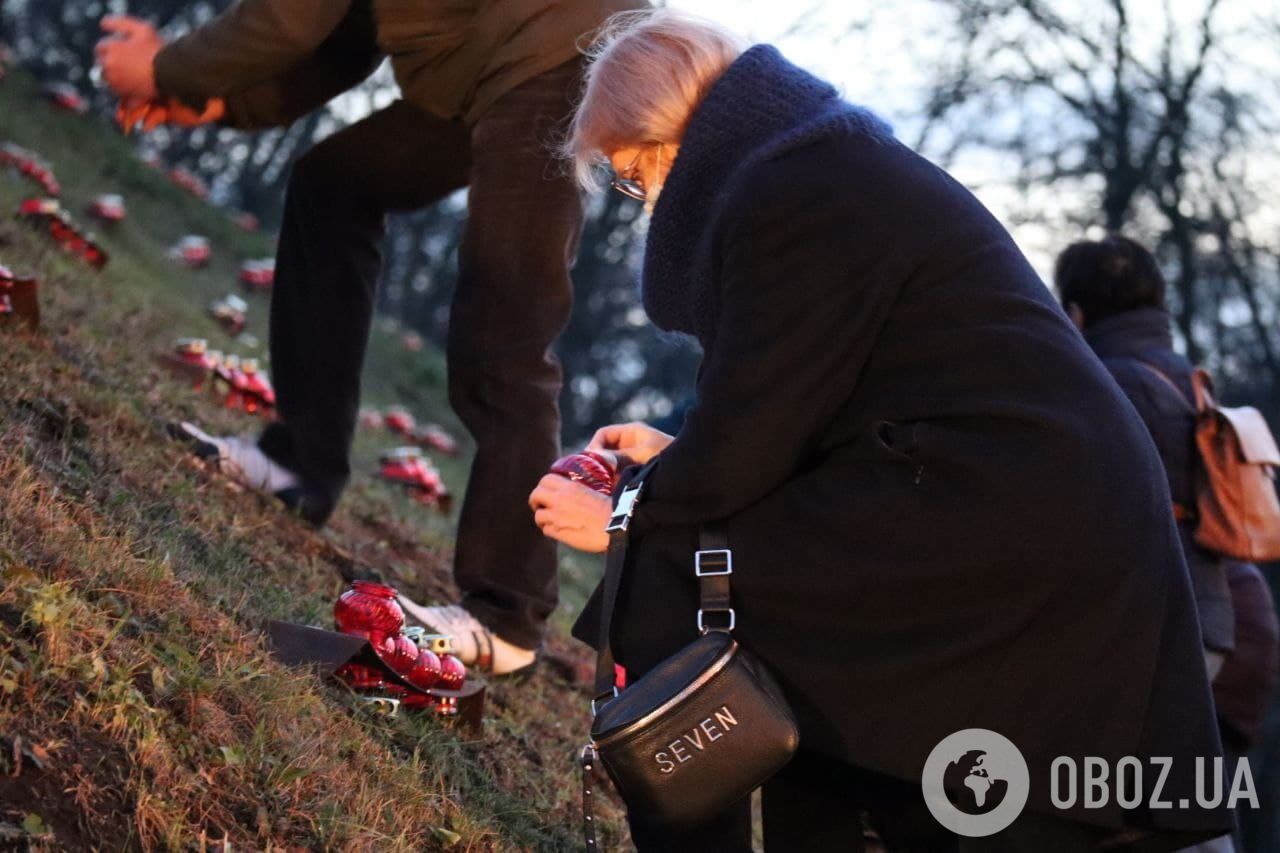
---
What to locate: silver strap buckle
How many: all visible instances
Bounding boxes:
[590,686,619,715]
[694,549,732,576]
[697,608,736,634]
[605,482,643,533]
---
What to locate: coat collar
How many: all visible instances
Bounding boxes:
[1084,307,1175,359]
[640,45,892,344]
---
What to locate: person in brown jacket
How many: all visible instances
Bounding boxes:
[96,0,643,675]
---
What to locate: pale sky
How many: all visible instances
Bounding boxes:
[326,0,1276,276]
[668,0,1280,273]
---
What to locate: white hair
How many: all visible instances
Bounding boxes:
[563,8,748,190]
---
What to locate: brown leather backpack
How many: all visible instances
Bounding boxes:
[1144,364,1280,561]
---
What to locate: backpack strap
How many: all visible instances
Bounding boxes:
[1190,367,1216,414]
[1134,360,1197,415]
[1133,360,1201,525]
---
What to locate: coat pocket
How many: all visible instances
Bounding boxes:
[873,419,924,462]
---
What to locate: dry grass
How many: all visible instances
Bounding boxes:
[0,71,627,850]
[0,447,456,849]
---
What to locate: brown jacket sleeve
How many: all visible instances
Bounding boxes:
[219,2,381,129]
[153,0,357,115]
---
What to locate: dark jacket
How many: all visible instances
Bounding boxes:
[154,0,642,128]
[1084,308,1235,652]
[1213,562,1279,751]
[575,46,1229,839]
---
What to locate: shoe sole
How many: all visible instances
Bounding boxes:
[164,422,330,526]
[165,421,221,461]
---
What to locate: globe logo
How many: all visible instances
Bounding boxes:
[943,750,1010,815]
[922,729,1030,836]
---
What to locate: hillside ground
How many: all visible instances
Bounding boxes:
[0,70,623,850]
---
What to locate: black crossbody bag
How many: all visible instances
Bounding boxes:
[580,463,799,846]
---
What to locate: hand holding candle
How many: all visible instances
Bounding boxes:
[528,452,621,553]
[585,421,674,469]
[548,451,617,495]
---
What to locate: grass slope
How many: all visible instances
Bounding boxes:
[0,71,622,850]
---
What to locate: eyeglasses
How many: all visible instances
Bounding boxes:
[610,149,649,201]
[610,145,663,202]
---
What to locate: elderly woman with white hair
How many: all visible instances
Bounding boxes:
[529,10,1230,851]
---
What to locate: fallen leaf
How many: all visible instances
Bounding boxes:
[21,813,50,839]
[431,827,461,847]
[27,742,51,768]
[218,745,245,766]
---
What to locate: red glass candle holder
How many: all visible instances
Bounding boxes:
[384,408,415,435]
[404,648,443,690]
[335,662,386,691]
[378,448,451,510]
[437,654,467,690]
[549,451,617,495]
[334,580,404,641]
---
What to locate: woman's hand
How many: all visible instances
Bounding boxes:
[528,475,612,553]
[586,422,674,468]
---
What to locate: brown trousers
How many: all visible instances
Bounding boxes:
[259,60,585,649]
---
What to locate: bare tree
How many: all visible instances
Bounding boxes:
[879,0,1280,415]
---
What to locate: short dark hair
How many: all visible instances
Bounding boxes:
[1054,235,1166,326]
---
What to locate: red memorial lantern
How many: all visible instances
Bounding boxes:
[549,451,617,495]
[334,580,405,642]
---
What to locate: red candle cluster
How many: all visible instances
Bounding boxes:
[378,447,451,511]
[88,193,127,224]
[172,235,211,268]
[160,340,276,414]
[42,82,88,115]
[208,294,248,336]
[332,581,468,702]
[215,356,276,415]
[168,167,209,199]
[17,199,108,269]
[238,259,275,291]
[372,407,459,455]
[383,407,415,435]
[1,143,60,195]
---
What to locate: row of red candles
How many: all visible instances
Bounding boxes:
[333,581,466,693]
[171,339,276,415]
[17,198,109,269]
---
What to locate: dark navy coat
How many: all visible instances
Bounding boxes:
[1084,307,1234,653]
[575,45,1229,840]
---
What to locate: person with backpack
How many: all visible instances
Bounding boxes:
[1055,236,1236,673]
[95,0,644,676]
[1059,235,1280,851]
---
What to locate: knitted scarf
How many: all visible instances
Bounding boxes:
[641,45,894,347]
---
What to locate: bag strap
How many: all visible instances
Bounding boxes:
[1135,360,1211,523]
[1190,367,1216,413]
[582,463,736,848]
[582,744,601,849]
[591,462,736,712]
[1135,360,1196,414]
[1136,359,1220,416]
[590,466,649,709]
